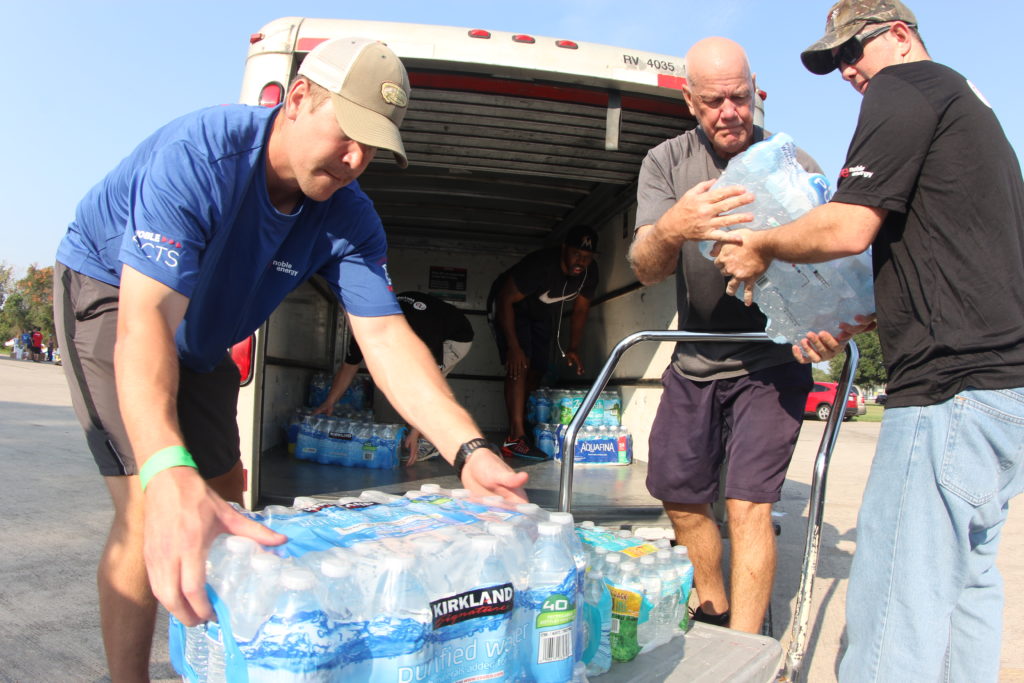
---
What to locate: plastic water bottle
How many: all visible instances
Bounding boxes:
[637,555,668,651]
[486,521,531,591]
[451,534,519,680]
[582,569,612,676]
[549,512,588,662]
[586,394,604,427]
[537,424,556,458]
[655,550,683,642]
[602,391,622,426]
[183,622,209,682]
[231,552,283,643]
[608,560,643,663]
[671,545,695,631]
[246,567,337,682]
[365,555,433,682]
[537,391,553,429]
[523,521,578,682]
[590,545,610,576]
[200,536,258,680]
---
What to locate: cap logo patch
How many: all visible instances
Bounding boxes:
[580,236,594,250]
[381,82,408,108]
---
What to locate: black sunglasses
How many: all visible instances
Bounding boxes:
[836,23,907,67]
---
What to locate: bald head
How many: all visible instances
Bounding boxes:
[686,37,752,88]
[683,37,755,159]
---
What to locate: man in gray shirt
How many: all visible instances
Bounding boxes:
[628,37,817,633]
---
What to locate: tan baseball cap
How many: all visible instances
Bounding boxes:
[801,0,918,75]
[298,37,411,168]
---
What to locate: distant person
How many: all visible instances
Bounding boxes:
[313,291,475,464]
[487,225,600,459]
[713,0,1024,677]
[627,37,818,633]
[53,37,526,680]
[19,330,30,361]
[46,336,56,363]
[30,328,43,362]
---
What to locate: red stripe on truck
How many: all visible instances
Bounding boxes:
[297,37,328,51]
[409,72,691,118]
[657,74,687,90]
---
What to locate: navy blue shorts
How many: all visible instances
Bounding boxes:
[646,362,812,504]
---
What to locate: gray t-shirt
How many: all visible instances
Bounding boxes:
[635,126,824,380]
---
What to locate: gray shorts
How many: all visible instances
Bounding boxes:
[54,262,241,479]
[646,361,812,504]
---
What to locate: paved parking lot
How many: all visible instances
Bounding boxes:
[1,356,1021,681]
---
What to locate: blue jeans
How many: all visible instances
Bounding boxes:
[840,387,1024,682]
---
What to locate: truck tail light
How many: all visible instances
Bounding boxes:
[555,40,578,49]
[512,34,536,44]
[468,29,491,39]
[231,336,254,386]
[259,82,284,108]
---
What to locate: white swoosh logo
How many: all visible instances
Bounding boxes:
[537,290,576,304]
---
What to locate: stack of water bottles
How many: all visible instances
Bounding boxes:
[527,387,622,429]
[170,490,593,682]
[575,523,695,668]
[527,388,633,465]
[701,132,875,347]
[292,413,406,469]
[307,372,373,415]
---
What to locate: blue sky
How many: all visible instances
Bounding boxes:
[4,1,1020,273]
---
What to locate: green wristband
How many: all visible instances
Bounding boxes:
[139,445,198,491]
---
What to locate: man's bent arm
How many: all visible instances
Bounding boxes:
[115,266,286,627]
[715,202,886,299]
[350,313,529,501]
[629,224,683,285]
[630,180,755,285]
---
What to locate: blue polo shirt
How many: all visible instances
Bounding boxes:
[57,105,400,372]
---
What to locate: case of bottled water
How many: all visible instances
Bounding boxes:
[526,387,623,428]
[573,524,694,666]
[293,414,405,470]
[170,491,581,682]
[548,425,633,466]
[702,132,875,347]
[305,372,373,413]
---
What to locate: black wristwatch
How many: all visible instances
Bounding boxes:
[454,438,500,477]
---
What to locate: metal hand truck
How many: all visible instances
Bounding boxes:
[555,330,859,683]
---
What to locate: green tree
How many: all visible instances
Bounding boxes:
[0,262,12,307]
[0,265,54,344]
[828,330,887,389]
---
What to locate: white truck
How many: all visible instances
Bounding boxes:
[234,16,763,511]
[228,18,852,682]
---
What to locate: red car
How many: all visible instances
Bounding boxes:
[805,382,859,421]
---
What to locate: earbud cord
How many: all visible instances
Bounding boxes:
[556,267,587,358]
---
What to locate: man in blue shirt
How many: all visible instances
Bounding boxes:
[54,37,527,679]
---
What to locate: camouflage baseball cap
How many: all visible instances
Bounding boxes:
[801,0,918,75]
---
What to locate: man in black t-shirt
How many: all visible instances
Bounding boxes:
[314,291,475,464]
[487,225,600,459]
[714,1,1024,678]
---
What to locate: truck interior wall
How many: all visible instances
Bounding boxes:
[368,201,682,443]
[546,206,680,463]
[366,242,529,433]
[258,280,343,451]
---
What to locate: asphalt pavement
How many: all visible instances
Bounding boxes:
[1,355,1022,682]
